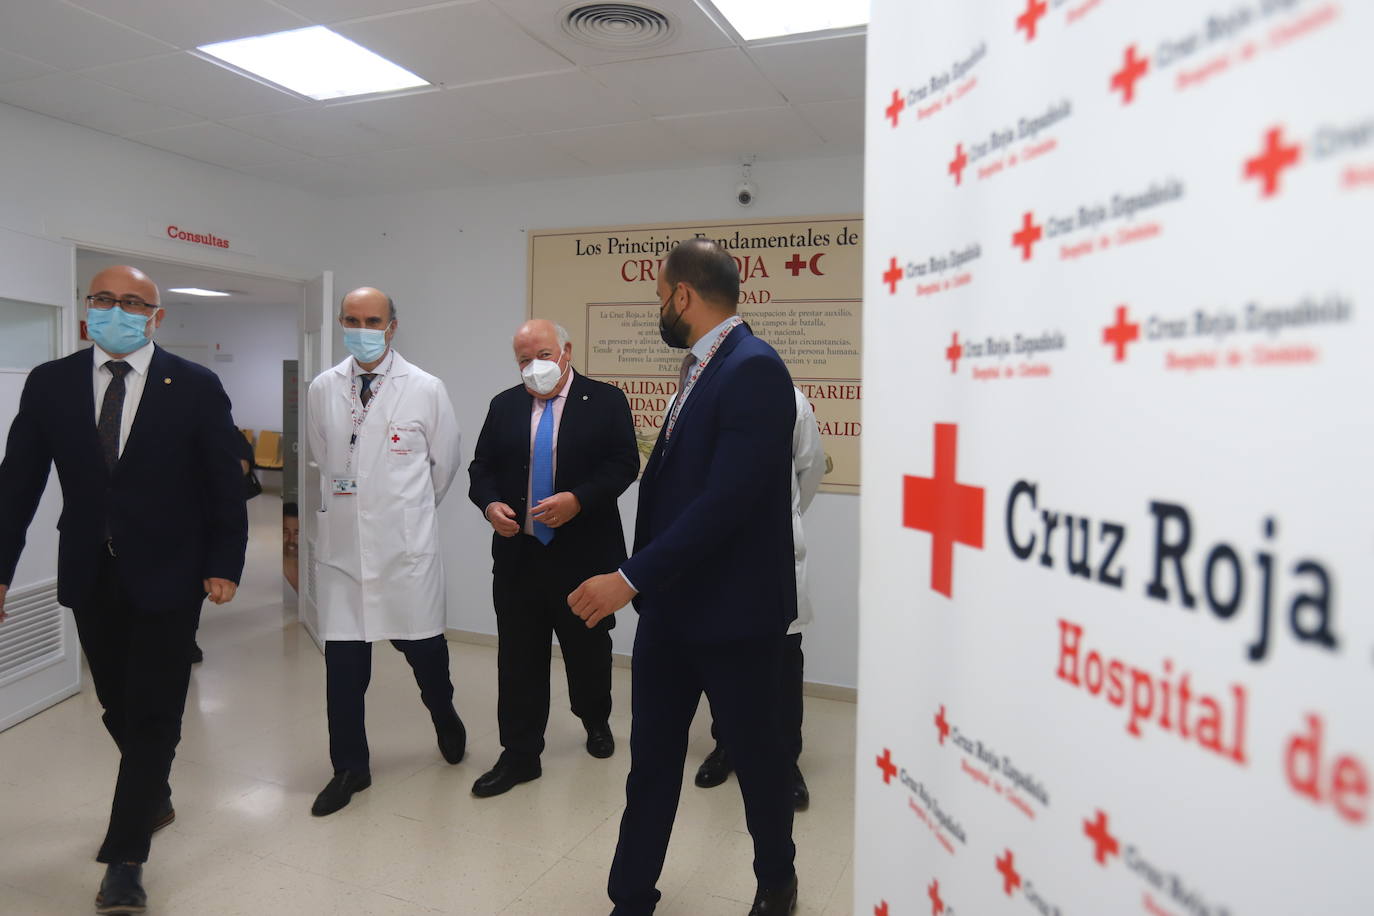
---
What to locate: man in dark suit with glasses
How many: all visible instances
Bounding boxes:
[0,264,247,915]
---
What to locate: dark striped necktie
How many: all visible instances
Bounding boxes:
[98,361,132,470]
[360,373,377,407]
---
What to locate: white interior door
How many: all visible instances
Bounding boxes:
[0,228,78,731]
[297,272,332,652]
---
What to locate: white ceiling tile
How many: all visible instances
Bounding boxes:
[466,70,644,132]
[129,122,306,168]
[79,53,303,120]
[333,87,524,145]
[747,34,865,104]
[542,119,721,171]
[223,106,403,158]
[232,156,374,196]
[319,145,490,194]
[273,0,450,24]
[0,1,171,69]
[488,0,733,66]
[0,72,200,136]
[658,106,825,158]
[66,0,309,48]
[334,2,572,87]
[589,48,784,117]
[437,134,594,181]
[795,99,864,150]
[0,49,58,84]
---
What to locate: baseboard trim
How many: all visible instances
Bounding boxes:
[444,627,857,704]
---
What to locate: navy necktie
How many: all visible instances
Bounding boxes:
[360,373,377,407]
[98,361,132,470]
[531,399,556,545]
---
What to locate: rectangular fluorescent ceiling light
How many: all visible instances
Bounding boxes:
[710,0,868,40]
[198,26,428,101]
[168,287,231,297]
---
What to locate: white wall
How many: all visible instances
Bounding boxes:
[154,300,298,434]
[328,157,864,687]
[0,102,331,286]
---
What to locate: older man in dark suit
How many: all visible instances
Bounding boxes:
[0,265,247,915]
[468,319,638,797]
[571,240,799,916]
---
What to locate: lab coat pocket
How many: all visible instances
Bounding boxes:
[402,505,438,558]
[387,421,425,461]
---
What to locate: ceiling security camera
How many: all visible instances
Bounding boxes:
[736,180,756,207]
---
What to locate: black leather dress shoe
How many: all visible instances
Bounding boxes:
[95,863,147,915]
[748,874,798,915]
[694,744,732,788]
[311,770,371,817]
[189,643,204,665]
[471,759,541,798]
[436,710,467,765]
[585,722,615,759]
[151,798,175,832]
[792,766,810,812]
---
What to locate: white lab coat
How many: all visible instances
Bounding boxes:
[307,351,461,642]
[789,387,826,634]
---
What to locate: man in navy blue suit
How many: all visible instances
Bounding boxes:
[571,239,799,915]
[0,265,247,914]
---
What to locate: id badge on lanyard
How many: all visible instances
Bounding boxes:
[336,352,394,495]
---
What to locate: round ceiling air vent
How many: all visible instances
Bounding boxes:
[561,3,676,50]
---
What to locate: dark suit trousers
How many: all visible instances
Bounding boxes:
[325,635,456,775]
[710,632,804,764]
[71,551,198,864]
[609,635,796,914]
[493,535,612,765]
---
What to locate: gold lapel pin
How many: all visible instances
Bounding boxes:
[163,377,172,384]
[582,395,588,400]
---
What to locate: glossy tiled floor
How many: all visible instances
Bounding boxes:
[0,497,857,915]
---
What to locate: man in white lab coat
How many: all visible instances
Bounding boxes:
[693,386,826,809]
[306,286,466,817]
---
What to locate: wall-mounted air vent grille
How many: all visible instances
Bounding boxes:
[0,579,64,689]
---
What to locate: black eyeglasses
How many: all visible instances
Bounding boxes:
[86,295,158,314]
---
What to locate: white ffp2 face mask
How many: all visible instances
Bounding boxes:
[521,357,565,395]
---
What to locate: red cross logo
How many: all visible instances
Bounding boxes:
[996,849,1022,896]
[928,880,945,915]
[875,903,889,916]
[1244,126,1301,198]
[902,424,985,598]
[1084,810,1121,866]
[1102,305,1140,362]
[886,89,906,128]
[1016,0,1048,41]
[391,434,401,443]
[1012,211,1043,261]
[1110,44,1149,104]
[876,748,898,784]
[785,253,807,276]
[944,332,963,374]
[934,705,950,745]
[883,257,903,295]
[948,143,968,185]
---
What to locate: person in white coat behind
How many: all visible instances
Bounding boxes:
[306,286,466,817]
[694,386,826,809]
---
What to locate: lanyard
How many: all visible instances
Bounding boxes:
[345,350,395,472]
[665,316,742,440]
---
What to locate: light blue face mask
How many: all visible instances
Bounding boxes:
[343,325,391,364]
[87,306,156,355]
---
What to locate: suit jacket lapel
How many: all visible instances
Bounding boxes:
[79,349,105,468]
[659,324,749,462]
[119,345,169,468]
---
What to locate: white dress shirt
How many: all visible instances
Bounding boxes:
[91,341,155,458]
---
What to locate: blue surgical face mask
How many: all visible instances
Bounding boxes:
[87,306,156,355]
[344,325,391,364]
